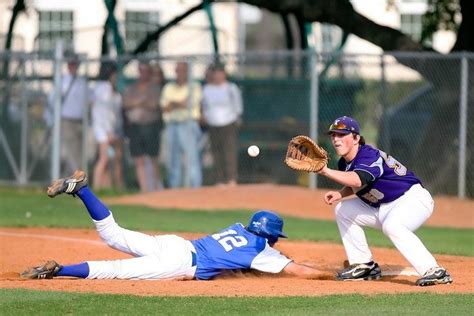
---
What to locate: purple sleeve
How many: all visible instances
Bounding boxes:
[353,146,384,181]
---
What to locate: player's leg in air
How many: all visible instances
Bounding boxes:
[21,171,196,280]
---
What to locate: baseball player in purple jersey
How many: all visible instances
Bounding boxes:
[316,116,452,286]
[21,171,325,281]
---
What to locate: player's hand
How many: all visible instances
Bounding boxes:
[324,191,342,205]
[316,165,329,175]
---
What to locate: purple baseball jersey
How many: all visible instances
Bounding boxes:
[338,144,421,207]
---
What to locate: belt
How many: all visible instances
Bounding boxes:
[191,251,197,267]
[62,118,82,123]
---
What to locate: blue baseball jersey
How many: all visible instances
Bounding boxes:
[190,223,292,280]
[338,144,421,207]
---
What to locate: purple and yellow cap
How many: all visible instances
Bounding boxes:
[328,116,360,135]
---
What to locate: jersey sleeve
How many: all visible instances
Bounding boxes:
[353,147,384,181]
[250,243,292,273]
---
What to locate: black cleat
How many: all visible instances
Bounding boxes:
[416,267,453,286]
[20,260,62,279]
[336,262,382,281]
[47,170,87,198]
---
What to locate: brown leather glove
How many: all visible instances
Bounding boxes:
[284,135,329,173]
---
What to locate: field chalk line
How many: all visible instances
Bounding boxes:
[0,230,105,246]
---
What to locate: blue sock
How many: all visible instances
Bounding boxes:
[76,187,111,221]
[56,262,89,278]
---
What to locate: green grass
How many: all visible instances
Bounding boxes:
[0,187,473,256]
[1,189,472,315]
[284,217,474,256]
[0,289,472,316]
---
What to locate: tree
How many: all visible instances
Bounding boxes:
[238,0,472,52]
[1,0,26,123]
[231,0,472,196]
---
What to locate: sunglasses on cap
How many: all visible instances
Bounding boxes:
[328,122,358,134]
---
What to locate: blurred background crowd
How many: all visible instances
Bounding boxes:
[0,0,472,196]
[45,55,244,192]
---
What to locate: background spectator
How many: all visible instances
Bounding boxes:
[91,62,124,190]
[122,61,162,192]
[151,62,165,88]
[160,61,202,188]
[149,62,166,190]
[46,52,90,175]
[201,63,243,186]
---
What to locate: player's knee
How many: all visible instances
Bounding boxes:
[382,221,404,237]
[97,222,124,247]
[100,234,125,251]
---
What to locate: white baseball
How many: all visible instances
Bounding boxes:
[247,145,260,157]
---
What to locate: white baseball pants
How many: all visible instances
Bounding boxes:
[335,184,438,275]
[86,214,197,280]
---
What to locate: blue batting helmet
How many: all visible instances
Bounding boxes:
[247,210,287,245]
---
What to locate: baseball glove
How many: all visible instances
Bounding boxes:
[284,135,328,172]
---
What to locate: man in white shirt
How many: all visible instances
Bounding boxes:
[47,53,90,175]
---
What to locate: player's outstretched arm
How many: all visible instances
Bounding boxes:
[281,262,328,279]
[318,167,362,188]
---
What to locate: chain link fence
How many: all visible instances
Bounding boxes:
[0,50,472,197]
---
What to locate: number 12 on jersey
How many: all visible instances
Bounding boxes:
[212,229,248,252]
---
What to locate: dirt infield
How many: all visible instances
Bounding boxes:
[0,185,472,296]
[106,184,474,228]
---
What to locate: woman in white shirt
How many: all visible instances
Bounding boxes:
[201,64,243,186]
[92,62,124,189]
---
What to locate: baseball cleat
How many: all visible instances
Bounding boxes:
[416,267,453,286]
[20,260,62,279]
[47,170,87,198]
[336,262,382,281]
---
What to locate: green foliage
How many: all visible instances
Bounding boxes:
[0,187,472,256]
[0,289,472,316]
[422,0,461,44]
[353,79,427,144]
